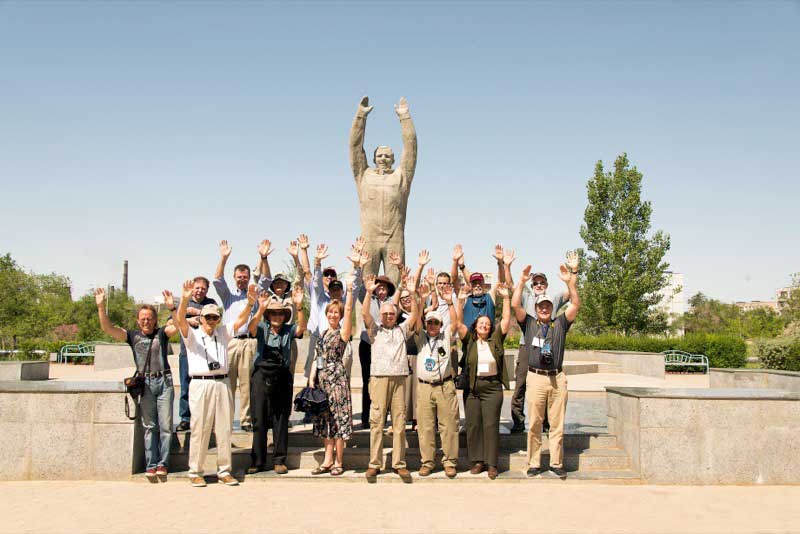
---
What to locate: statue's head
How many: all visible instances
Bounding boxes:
[373,146,395,171]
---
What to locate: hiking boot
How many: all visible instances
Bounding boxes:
[487,465,498,480]
[190,476,206,487]
[219,474,239,486]
[469,462,485,475]
[274,464,289,475]
[444,466,457,479]
[550,467,567,480]
[418,465,432,477]
[365,467,379,482]
[393,468,412,483]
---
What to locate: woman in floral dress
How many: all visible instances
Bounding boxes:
[309,276,354,476]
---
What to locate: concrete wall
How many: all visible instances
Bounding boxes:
[607,387,800,484]
[0,361,49,380]
[0,381,142,480]
[566,350,665,378]
[710,368,800,393]
[94,343,177,372]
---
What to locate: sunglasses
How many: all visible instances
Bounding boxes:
[532,281,547,287]
[323,273,336,278]
[426,320,441,325]
[204,315,221,321]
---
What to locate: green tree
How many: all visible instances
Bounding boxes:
[72,288,137,341]
[579,154,671,335]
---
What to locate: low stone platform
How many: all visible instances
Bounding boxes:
[0,361,49,381]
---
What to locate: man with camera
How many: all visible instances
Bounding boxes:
[167,280,254,487]
[415,296,460,478]
[511,253,581,480]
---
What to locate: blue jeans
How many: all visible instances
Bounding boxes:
[178,352,191,423]
[140,374,174,469]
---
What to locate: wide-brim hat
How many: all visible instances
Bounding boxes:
[265,298,292,324]
[374,275,396,297]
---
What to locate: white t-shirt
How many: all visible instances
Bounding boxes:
[476,339,497,376]
[183,323,234,376]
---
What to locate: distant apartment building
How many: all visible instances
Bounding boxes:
[735,300,780,313]
[658,271,685,333]
[776,286,795,313]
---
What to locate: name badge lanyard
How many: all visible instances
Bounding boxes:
[537,320,556,361]
[427,335,444,384]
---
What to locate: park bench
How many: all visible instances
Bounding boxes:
[58,343,95,363]
[662,349,709,374]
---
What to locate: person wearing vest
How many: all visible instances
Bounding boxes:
[453,281,513,480]
[247,284,307,475]
[511,255,581,480]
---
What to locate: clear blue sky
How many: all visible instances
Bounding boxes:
[1,1,798,304]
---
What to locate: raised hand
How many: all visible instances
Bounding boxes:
[287,240,299,258]
[358,95,374,116]
[493,244,504,263]
[315,243,329,262]
[364,274,377,293]
[344,272,357,290]
[257,290,271,311]
[503,248,517,266]
[258,239,274,258]
[388,250,402,266]
[418,249,430,266]
[401,265,411,282]
[521,264,532,281]
[419,281,431,300]
[297,234,310,250]
[353,235,366,254]
[496,281,510,298]
[452,244,464,264]
[394,96,409,117]
[358,249,370,268]
[558,264,571,283]
[247,283,259,303]
[291,285,305,306]
[347,243,362,266]
[162,290,175,309]
[406,275,418,293]
[425,267,435,287]
[182,279,194,298]
[94,287,106,307]
[566,250,580,272]
[219,240,232,259]
[457,285,469,301]
[440,285,454,304]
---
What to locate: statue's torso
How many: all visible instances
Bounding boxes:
[358,168,409,238]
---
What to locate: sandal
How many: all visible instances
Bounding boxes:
[311,464,334,475]
[330,465,344,476]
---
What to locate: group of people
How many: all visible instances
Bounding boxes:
[95,236,581,486]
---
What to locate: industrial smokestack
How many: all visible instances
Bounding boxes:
[123,260,129,295]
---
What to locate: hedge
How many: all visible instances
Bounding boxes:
[505,332,747,368]
[754,336,800,371]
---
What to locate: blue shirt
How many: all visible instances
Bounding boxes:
[213,277,258,336]
[254,322,299,370]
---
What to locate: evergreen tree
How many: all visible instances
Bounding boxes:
[579,154,671,335]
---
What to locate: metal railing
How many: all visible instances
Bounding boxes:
[662,349,709,373]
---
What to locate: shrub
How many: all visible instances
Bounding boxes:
[755,336,800,371]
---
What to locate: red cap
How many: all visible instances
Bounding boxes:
[469,273,484,284]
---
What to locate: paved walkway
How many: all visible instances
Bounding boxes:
[1,481,798,533]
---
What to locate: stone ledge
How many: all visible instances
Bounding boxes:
[0,381,125,393]
[605,386,800,400]
[711,368,800,377]
[0,361,49,381]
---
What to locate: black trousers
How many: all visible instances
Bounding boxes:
[250,366,292,468]
[359,340,371,425]
[465,377,504,467]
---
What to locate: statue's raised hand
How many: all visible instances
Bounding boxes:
[358,96,374,117]
[394,96,409,117]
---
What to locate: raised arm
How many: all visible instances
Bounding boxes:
[349,96,372,181]
[257,239,274,283]
[453,285,470,339]
[214,240,232,281]
[170,281,193,339]
[291,285,307,338]
[497,282,512,335]
[246,285,265,337]
[395,97,417,185]
[440,286,458,335]
[403,276,420,333]
[503,248,516,288]
[361,275,377,332]
[451,244,464,292]
[490,244,504,301]
[341,273,356,342]
[561,252,582,323]
[94,288,127,342]
[512,264,531,323]
[297,234,312,287]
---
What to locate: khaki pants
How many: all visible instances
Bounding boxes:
[416,380,459,468]
[368,376,407,470]
[404,355,417,420]
[526,371,568,468]
[227,337,256,427]
[188,377,233,478]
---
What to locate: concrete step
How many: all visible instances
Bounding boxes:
[166,443,631,474]
[171,429,618,453]
[136,466,641,484]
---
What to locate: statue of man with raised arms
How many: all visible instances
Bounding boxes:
[349,95,417,284]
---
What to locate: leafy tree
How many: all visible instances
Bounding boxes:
[681,291,787,338]
[72,288,137,341]
[579,154,671,335]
